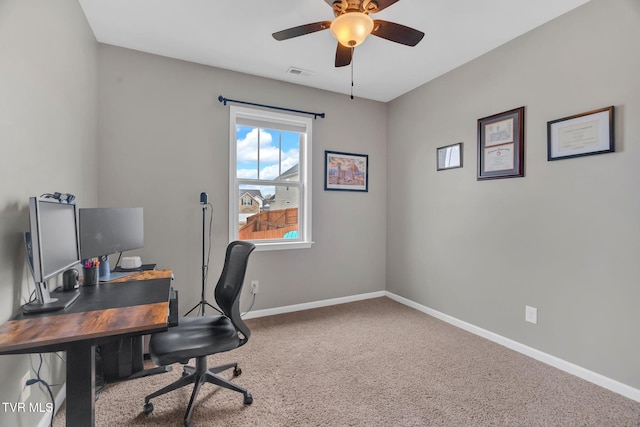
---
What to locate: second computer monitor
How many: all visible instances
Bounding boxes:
[79,207,144,260]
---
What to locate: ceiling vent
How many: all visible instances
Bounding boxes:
[287,66,313,77]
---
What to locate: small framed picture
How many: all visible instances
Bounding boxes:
[324,150,368,192]
[437,143,463,171]
[477,107,525,180]
[547,106,614,161]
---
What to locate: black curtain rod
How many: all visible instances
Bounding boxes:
[218,95,325,119]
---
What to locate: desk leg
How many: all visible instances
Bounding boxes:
[65,342,96,427]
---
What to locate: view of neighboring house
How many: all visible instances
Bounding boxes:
[239,189,263,223]
[270,164,299,211]
[239,164,300,220]
[238,164,301,240]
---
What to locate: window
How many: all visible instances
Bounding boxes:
[229,106,312,250]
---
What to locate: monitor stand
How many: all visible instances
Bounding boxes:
[22,282,80,314]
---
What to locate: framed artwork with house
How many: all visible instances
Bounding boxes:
[324,150,368,192]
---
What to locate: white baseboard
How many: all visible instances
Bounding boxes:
[242,291,386,319]
[385,291,640,403]
[244,289,640,403]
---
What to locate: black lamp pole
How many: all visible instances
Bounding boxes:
[185,193,216,316]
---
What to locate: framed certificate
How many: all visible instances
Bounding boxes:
[437,143,463,171]
[477,107,525,180]
[547,106,614,161]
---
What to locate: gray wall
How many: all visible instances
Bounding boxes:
[0,0,97,425]
[387,0,640,389]
[2,1,640,425]
[97,45,388,315]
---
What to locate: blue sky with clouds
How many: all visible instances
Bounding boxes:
[236,126,300,181]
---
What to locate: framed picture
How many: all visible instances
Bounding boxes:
[477,106,525,180]
[547,106,614,161]
[437,143,463,171]
[324,150,368,192]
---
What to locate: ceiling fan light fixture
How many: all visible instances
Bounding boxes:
[330,12,374,47]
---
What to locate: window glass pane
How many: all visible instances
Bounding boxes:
[256,129,301,182]
[237,185,300,241]
[258,128,277,180]
[236,125,259,179]
[236,127,300,182]
[278,131,301,183]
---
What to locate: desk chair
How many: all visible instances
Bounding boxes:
[143,241,256,427]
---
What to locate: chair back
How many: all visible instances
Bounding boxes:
[214,240,256,345]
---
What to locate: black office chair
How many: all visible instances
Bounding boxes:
[143,241,256,427]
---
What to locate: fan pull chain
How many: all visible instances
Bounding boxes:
[350,48,354,100]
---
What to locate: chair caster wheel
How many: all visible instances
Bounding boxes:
[244,392,253,405]
[233,366,242,377]
[143,402,154,415]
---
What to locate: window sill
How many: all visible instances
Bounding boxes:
[252,241,314,252]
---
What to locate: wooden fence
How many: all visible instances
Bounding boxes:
[239,208,298,240]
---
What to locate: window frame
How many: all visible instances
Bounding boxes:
[228,106,313,251]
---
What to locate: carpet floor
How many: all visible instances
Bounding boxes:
[53,297,640,426]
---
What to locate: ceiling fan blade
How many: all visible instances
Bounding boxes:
[367,0,401,13]
[335,43,353,67]
[371,20,424,46]
[272,21,332,41]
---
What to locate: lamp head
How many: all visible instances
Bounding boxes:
[330,12,374,47]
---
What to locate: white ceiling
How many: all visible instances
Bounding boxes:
[78,0,590,103]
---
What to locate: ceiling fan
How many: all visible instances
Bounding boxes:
[272,0,425,67]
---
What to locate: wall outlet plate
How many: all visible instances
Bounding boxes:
[525,306,538,324]
[250,280,259,294]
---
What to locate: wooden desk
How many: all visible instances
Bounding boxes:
[0,269,173,427]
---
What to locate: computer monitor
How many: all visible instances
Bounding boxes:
[79,207,144,261]
[24,196,82,313]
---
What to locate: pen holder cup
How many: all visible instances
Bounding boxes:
[83,266,99,286]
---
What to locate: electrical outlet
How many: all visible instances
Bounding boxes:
[20,371,31,402]
[250,280,259,294]
[525,306,538,324]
